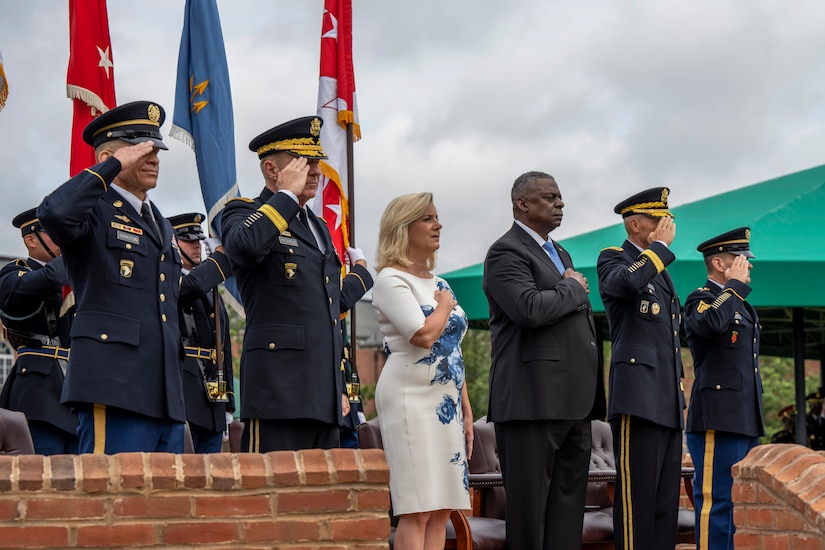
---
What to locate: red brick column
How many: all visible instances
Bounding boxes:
[0,449,390,549]
[732,444,825,549]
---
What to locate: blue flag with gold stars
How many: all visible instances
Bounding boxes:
[171,0,238,237]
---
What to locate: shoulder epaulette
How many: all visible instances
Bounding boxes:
[600,246,624,253]
[227,197,255,204]
[12,258,28,267]
[698,287,709,291]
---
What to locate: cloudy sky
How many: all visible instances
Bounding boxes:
[2,0,825,275]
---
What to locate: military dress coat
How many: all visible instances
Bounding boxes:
[597,240,686,429]
[38,158,185,422]
[178,251,235,433]
[0,256,77,435]
[684,279,764,437]
[222,188,372,426]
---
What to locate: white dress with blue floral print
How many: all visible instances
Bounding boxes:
[372,268,470,515]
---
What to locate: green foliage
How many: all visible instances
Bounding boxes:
[461,329,492,419]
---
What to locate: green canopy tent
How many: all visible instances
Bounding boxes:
[441,163,825,444]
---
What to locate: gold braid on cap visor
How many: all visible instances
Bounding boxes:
[256,137,326,157]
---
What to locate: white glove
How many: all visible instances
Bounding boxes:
[222,412,234,442]
[204,237,222,256]
[346,246,366,265]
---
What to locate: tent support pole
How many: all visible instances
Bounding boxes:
[793,308,807,445]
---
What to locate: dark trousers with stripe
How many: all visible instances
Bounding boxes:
[611,415,682,550]
[686,430,758,550]
[242,418,339,452]
[77,404,185,454]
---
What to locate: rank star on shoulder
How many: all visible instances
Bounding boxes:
[97,45,113,78]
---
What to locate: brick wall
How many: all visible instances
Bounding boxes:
[732,444,825,549]
[0,449,390,549]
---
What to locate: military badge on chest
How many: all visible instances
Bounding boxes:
[285,262,298,280]
[120,259,134,278]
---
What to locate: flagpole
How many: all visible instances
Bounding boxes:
[346,121,358,375]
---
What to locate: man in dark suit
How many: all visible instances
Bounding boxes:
[0,208,78,454]
[482,171,606,550]
[596,187,685,550]
[222,116,373,452]
[170,212,236,454]
[38,100,186,454]
[684,227,763,550]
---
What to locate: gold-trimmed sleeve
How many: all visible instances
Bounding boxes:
[84,168,108,191]
[207,256,227,281]
[349,271,368,293]
[640,248,665,273]
[258,204,288,233]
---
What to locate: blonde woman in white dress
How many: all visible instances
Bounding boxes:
[372,192,473,550]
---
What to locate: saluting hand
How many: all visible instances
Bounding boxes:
[726,254,752,285]
[112,141,155,172]
[649,215,676,246]
[275,157,310,196]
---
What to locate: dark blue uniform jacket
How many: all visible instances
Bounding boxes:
[38,158,185,421]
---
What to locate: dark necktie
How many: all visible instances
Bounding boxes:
[141,203,160,241]
[542,240,565,273]
[298,208,311,229]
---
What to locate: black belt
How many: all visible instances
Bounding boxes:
[17,346,70,361]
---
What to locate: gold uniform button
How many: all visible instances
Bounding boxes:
[630,358,636,364]
[329,297,333,305]
[333,319,337,326]
[753,353,757,358]
[210,312,215,318]
[755,368,759,373]
[753,338,757,343]
[161,254,165,262]
[673,330,677,336]
[21,368,27,373]
[125,244,132,250]
[160,294,166,302]
[672,314,675,320]
[101,334,108,340]
[161,314,167,322]
[268,343,275,350]
[715,385,721,390]
[289,248,294,254]
[160,274,166,282]
[325,276,330,284]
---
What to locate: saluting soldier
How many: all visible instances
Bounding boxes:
[0,208,78,454]
[222,116,373,452]
[684,227,763,550]
[38,100,186,454]
[169,212,235,453]
[596,187,686,550]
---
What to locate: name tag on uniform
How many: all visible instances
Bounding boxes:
[111,221,143,235]
[279,235,299,246]
[116,230,140,245]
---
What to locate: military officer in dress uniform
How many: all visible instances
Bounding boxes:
[0,208,78,454]
[805,391,825,450]
[684,227,763,550]
[169,212,235,453]
[596,187,686,550]
[38,100,186,454]
[222,115,373,452]
[770,405,797,443]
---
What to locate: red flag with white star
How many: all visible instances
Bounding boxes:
[67,0,116,175]
[314,0,360,263]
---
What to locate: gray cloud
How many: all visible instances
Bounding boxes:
[1,0,824,273]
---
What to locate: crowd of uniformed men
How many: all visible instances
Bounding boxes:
[0,100,371,456]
